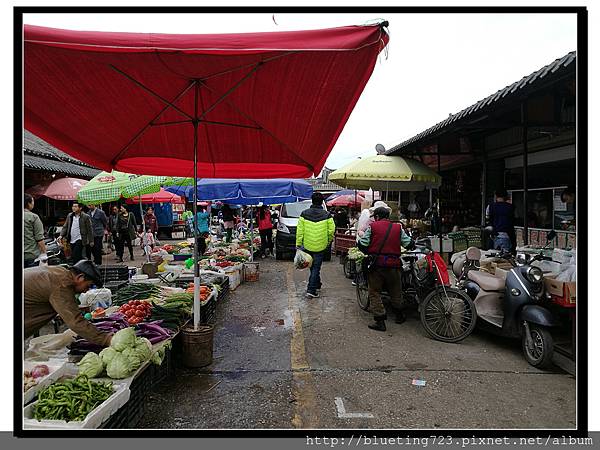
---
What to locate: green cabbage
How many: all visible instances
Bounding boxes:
[110,327,136,352]
[134,337,152,362]
[77,352,103,378]
[151,347,166,366]
[99,347,118,367]
[106,352,134,379]
[121,347,142,372]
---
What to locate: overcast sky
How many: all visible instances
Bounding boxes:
[24,12,577,173]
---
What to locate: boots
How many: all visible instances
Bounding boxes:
[395,311,407,325]
[368,317,387,332]
[129,252,135,261]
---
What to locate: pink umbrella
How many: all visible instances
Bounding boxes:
[125,188,184,204]
[26,177,88,201]
[327,193,365,207]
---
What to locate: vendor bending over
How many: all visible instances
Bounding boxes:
[24,260,112,347]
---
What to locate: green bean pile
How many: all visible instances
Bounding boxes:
[33,375,114,422]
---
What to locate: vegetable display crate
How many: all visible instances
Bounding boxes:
[24,380,130,429]
[103,281,128,295]
[173,253,193,261]
[149,347,173,389]
[462,228,483,248]
[101,365,152,429]
[217,282,230,303]
[200,297,217,324]
[448,231,468,253]
[98,264,130,282]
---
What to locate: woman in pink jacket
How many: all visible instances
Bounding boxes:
[258,205,273,258]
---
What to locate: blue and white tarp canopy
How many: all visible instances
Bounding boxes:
[165,179,313,205]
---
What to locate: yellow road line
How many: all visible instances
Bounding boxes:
[287,264,319,428]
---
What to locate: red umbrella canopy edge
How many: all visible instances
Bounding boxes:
[24,22,389,179]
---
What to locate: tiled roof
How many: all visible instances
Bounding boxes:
[24,154,101,178]
[23,130,101,178]
[387,51,576,155]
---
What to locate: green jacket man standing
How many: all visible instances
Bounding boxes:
[295,192,335,298]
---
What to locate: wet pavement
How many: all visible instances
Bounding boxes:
[138,256,576,429]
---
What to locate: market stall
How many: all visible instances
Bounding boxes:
[23,270,229,429]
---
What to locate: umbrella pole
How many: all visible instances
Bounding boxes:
[193,83,201,331]
[250,206,254,262]
[139,196,149,263]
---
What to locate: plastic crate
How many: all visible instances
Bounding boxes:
[98,264,130,282]
[103,281,128,294]
[173,253,193,261]
[462,228,483,248]
[448,231,468,253]
[200,299,217,324]
[149,347,172,389]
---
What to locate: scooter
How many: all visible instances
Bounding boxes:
[42,237,67,266]
[455,231,559,369]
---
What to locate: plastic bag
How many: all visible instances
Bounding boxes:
[79,288,112,309]
[26,330,77,360]
[294,249,313,270]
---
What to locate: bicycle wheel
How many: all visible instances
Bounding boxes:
[420,286,476,343]
[355,269,370,311]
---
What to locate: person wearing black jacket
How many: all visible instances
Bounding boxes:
[116,205,137,262]
[221,204,235,243]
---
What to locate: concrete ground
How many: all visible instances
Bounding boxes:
[137,255,576,430]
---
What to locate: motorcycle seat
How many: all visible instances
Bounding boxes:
[467,270,505,291]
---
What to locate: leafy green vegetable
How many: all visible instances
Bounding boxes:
[106,352,134,379]
[134,337,152,362]
[77,352,104,378]
[99,347,118,367]
[110,327,136,352]
[121,347,142,372]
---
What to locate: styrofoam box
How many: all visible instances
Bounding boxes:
[23,381,130,429]
[224,269,240,290]
[23,359,69,405]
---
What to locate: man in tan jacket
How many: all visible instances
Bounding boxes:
[24,260,112,347]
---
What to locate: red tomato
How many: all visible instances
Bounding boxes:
[121,305,130,311]
[134,300,141,306]
[135,310,144,317]
[125,309,135,317]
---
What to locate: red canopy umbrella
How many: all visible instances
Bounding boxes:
[125,188,184,204]
[24,22,389,330]
[326,193,365,207]
[26,177,88,201]
[24,22,389,178]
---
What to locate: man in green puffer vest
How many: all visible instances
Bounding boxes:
[296,192,336,298]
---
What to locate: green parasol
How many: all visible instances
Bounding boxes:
[329,155,441,191]
[77,171,192,204]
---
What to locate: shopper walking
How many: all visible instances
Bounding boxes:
[221,204,235,243]
[116,205,137,262]
[60,201,93,264]
[258,205,273,258]
[196,206,210,255]
[357,206,414,332]
[295,192,335,298]
[486,189,515,252]
[87,204,108,265]
[143,207,159,237]
[24,260,112,346]
[108,205,121,257]
[24,193,47,268]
